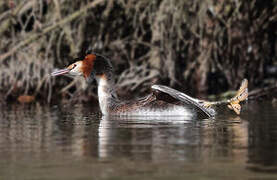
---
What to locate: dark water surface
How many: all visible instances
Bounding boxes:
[0,101,277,179]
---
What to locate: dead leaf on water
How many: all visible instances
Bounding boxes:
[17,95,35,104]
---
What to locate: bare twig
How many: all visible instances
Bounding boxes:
[0,0,106,62]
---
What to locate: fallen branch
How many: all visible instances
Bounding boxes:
[248,83,277,99]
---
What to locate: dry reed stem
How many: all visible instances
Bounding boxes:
[0,0,105,62]
[0,0,275,102]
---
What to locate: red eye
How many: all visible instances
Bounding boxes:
[68,64,77,70]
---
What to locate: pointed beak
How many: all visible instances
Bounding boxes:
[51,68,70,77]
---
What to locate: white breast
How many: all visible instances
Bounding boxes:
[97,77,110,115]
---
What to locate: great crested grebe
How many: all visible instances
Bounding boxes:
[51,53,248,118]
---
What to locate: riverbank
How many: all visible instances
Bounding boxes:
[0,0,276,103]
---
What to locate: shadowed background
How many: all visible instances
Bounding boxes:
[0,0,276,103]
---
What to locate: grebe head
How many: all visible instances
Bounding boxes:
[51,53,113,82]
[51,53,117,115]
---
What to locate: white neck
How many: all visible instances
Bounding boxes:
[96,76,115,115]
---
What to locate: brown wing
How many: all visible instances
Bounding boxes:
[110,93,157,113]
